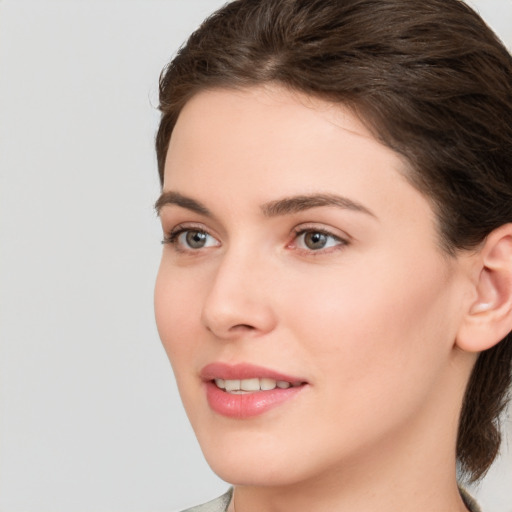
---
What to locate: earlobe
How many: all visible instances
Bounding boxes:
[456,224,512,353]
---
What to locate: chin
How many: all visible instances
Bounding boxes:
[194,427,300,485]
[196,425,341,488]
[207,454,305,487]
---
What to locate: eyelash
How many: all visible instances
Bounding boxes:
[162,224,217,251]
[161,224,349,254]
[290,226,349,254]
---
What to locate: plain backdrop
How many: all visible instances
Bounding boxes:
[0,1,511,511]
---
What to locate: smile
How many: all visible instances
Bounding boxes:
[201,363,308,418]
[214,377,300,393]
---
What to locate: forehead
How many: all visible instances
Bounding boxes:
[170,85,377,145]
[165,85,407,184]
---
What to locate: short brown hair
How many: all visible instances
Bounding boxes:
[156,0,512,481]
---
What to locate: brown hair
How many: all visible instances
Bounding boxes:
[156,0,512,481]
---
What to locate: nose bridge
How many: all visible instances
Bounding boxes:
[201,242,276,338]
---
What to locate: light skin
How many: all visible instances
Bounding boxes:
[155,85,512,512]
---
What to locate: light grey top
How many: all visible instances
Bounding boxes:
[180,488,233,512]
[460,487,482,512]
[180,486,481,512]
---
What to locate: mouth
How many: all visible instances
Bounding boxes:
[213,377,303,394]
[200,363,308,418]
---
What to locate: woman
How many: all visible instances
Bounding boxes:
[153,1,512,511]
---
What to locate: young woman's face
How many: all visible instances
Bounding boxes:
[155,86,473,487]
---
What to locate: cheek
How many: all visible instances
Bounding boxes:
[154,262,210,424]
[154,261,203,367]
[283,252,458,415]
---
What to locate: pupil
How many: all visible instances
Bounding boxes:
[305,232,327,249]
[186,231,206,248]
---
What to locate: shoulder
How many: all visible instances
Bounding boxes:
[180,488,233,512]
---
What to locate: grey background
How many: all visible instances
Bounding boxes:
[0,1,510,511]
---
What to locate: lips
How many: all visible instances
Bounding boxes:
[201,363,307,418]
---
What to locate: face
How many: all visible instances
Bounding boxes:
[155,86,472,487]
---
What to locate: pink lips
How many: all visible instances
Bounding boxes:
[201,363,307,419]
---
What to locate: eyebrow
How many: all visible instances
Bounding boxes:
[155,191,211,216]
[155,191,376,219]
[261,193,376,218]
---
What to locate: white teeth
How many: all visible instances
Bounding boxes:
[241,378,260,391]
[224,379,241,392]
[260,377,277,390]
[214,377,298,393]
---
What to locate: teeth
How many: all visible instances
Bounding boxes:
[214,377,298,393]
[241,378,260,391]
[260,377,276,390]
[224,379,241,392]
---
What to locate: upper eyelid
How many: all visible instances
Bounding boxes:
[168,222,209,234]
[161,214,222,235]
[291,223,352,241]
[161,223,219,246]
[293,226,342,237]
[292,229,347,246]
[164,221,217,237]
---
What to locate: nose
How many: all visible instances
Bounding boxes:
[201,249,278,340]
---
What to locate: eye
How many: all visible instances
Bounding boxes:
[180,230,215,249]
[292,228,347,252]
[163,227,220,250]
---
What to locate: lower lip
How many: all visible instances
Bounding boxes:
[205,381,305,419]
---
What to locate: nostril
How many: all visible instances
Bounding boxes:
[231,324,256,331]
[205,323,255,336]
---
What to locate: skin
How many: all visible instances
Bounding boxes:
[154,85,479,512]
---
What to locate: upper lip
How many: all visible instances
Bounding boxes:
[200,362,307,384]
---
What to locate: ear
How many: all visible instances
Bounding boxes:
[456,224,512,353]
